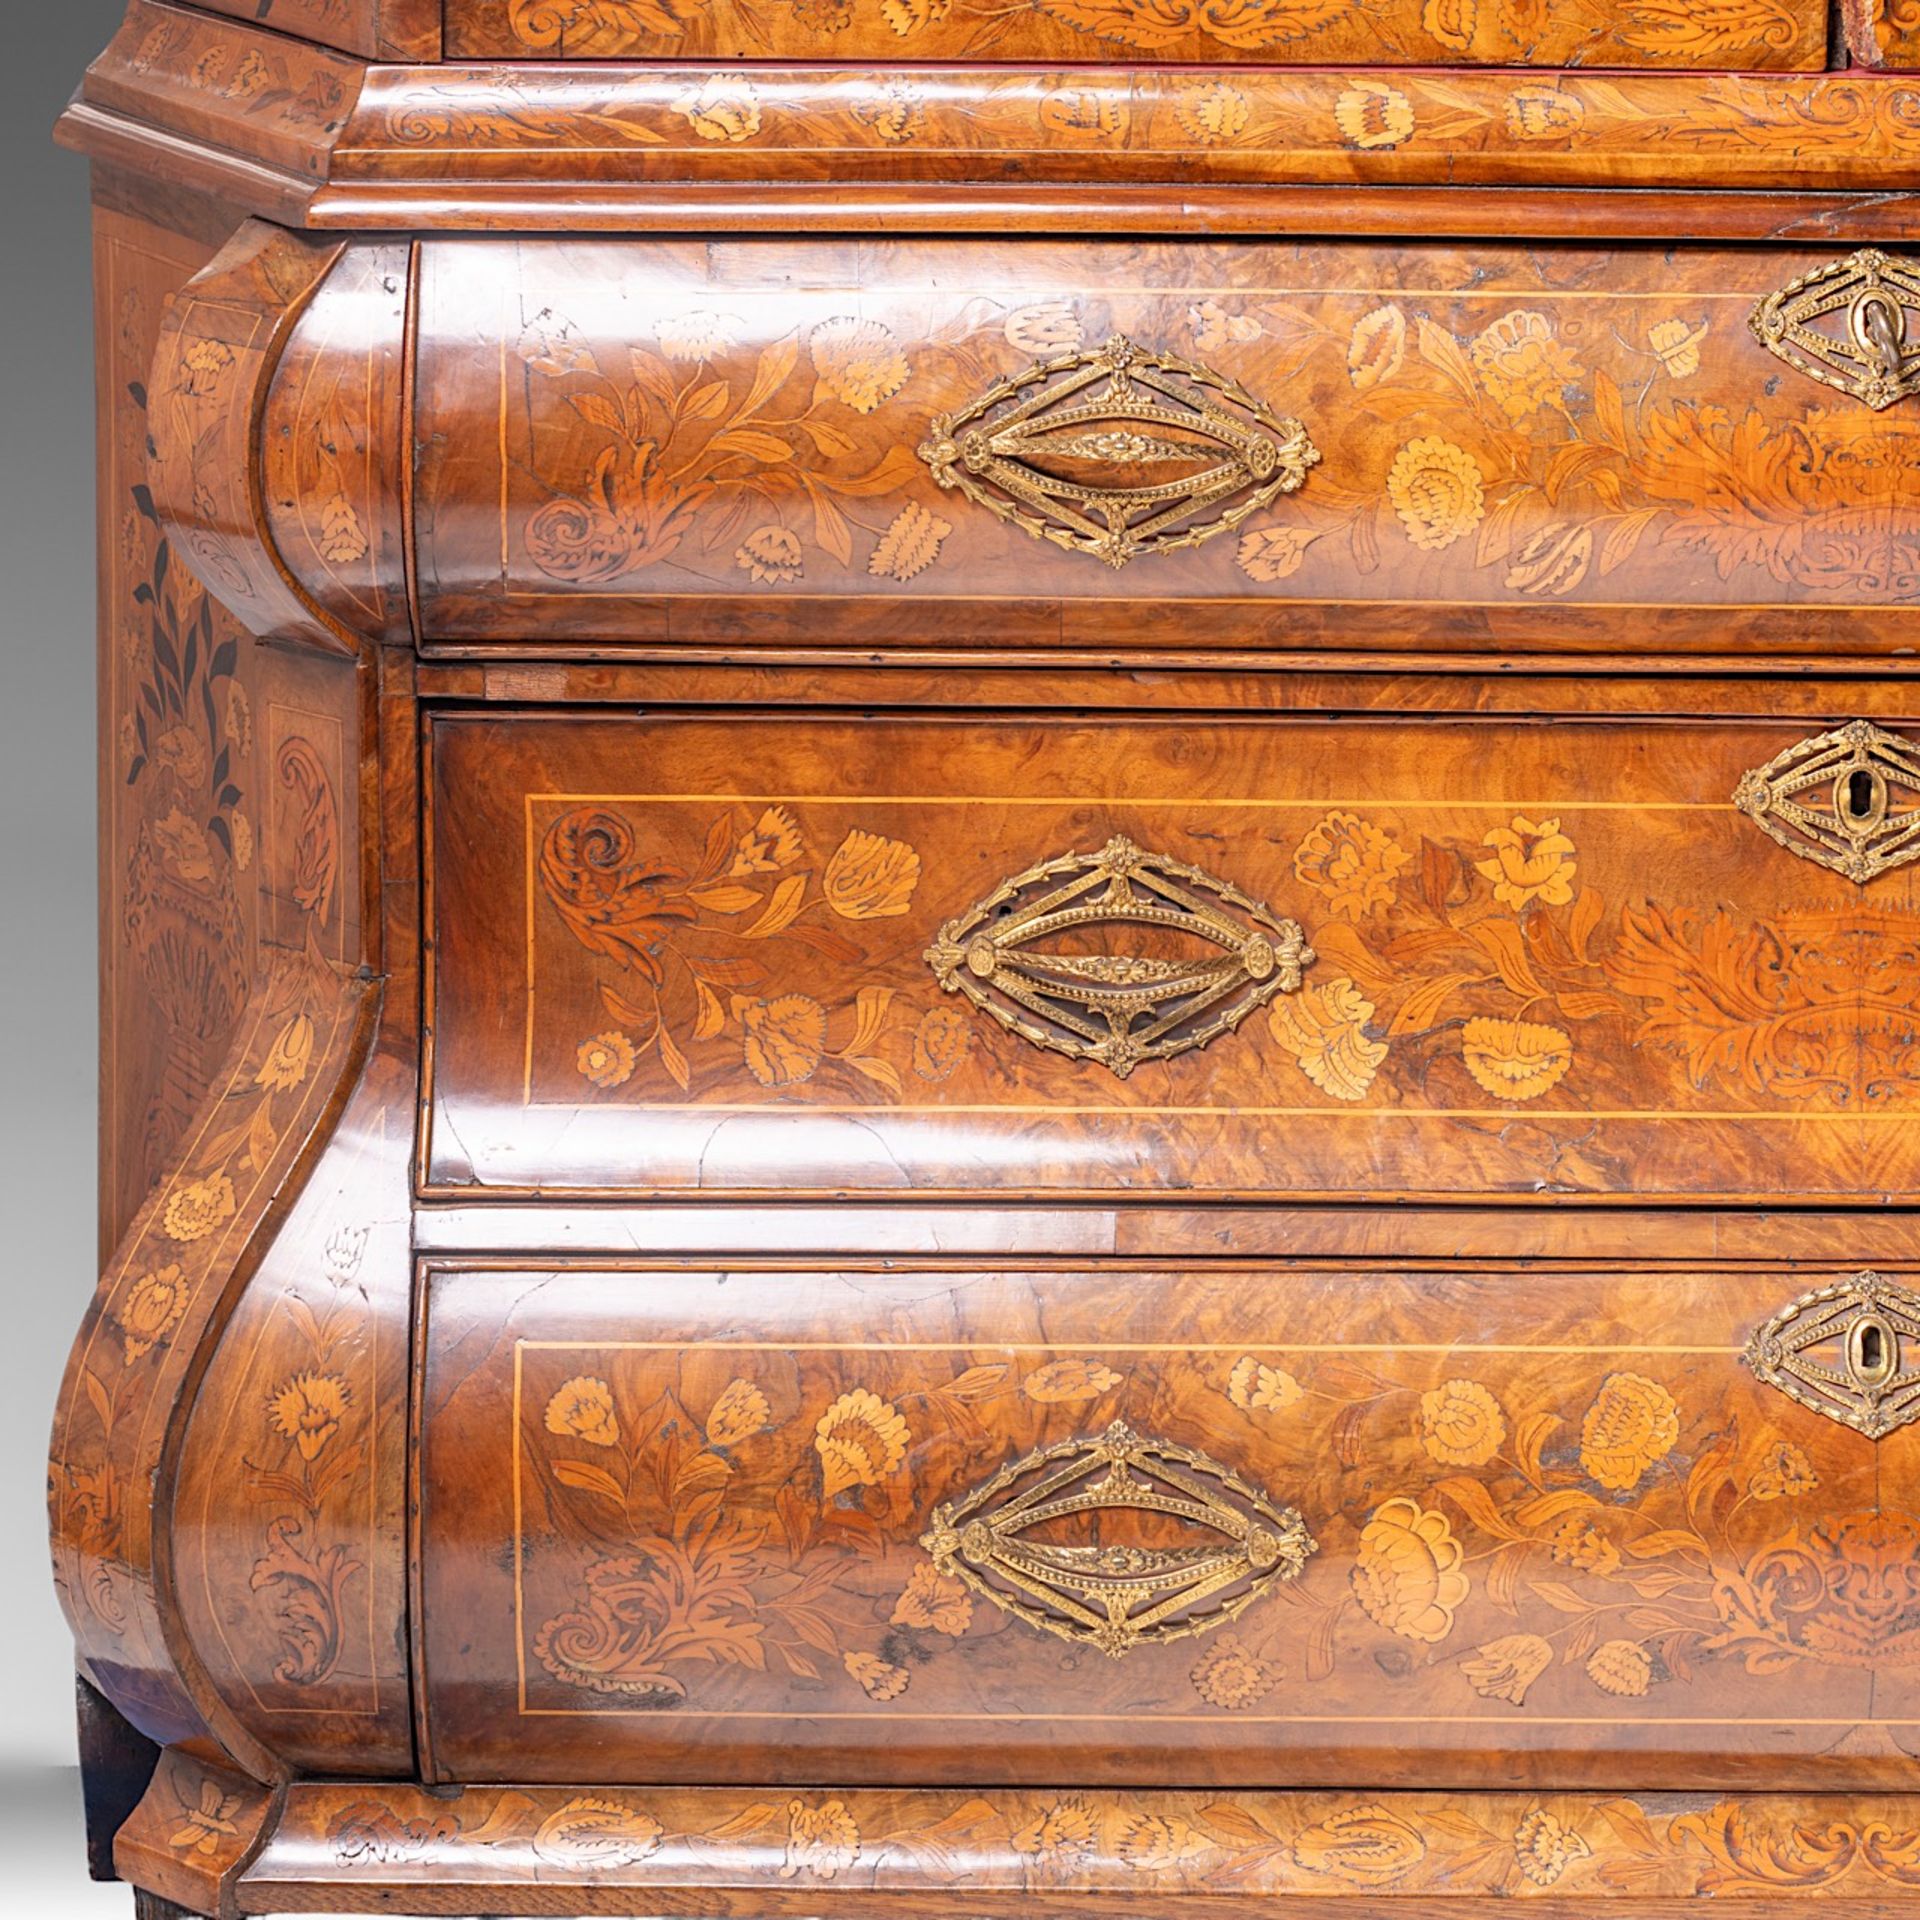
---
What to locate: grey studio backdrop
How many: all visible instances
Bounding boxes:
[1,3,214,1903]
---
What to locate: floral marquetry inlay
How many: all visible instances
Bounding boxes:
[917,334,1319,569]
[921,1419,1316,1656]
[427,713,1920,1202]
[409,239,1920,645]
[926,835,1312,1079]
[416,1260,1920,1783]
[455,0,1830,66]
[260,1780,1920,1904]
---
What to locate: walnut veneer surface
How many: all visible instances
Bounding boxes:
[46,3,1920,1917]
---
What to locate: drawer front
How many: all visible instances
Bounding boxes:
[424,707,1920,1204]
[417,1261,1920,1788]
[185,0,439,58]
[442,0,1827,69]
[410,239,1920,656]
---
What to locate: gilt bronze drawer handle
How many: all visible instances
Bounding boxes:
[925,833,1313,1078]
[1749,250,1920,411]
[920,1419,1316,1659]
[1733,721,1920,884]
[1746,1272,1920,1439]
[916,332,1319,569]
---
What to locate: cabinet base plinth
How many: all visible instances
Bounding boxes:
[211,1781,1920,1917]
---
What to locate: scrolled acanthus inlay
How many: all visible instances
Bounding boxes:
[917,332,1319,569]
[920,1419,1315,1659]
[1749,249,1920,411]
[1746,1271,1920,1440]
[1733,720,1920,884]
[925,834,1312,1079]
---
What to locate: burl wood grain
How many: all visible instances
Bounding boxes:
[52,188,378,1775]
[63,10,1920,237]
[440,0,1829,70]
[416,1261,1918,1790]
[337,65,1920,197]
[188,0,441,60]
[53,6,1920,1917]
[401,236,1920,657]
[165,652,420,1779]
[239,1779,1920,1913]
[423,707,1920,1204]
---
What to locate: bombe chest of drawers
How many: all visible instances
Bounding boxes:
[47,3,1920,1916]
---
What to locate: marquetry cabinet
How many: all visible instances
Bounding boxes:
[50,3,1920,1917]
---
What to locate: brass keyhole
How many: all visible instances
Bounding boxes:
[1850,1313,1897,1390]
[1847,769,1878,819]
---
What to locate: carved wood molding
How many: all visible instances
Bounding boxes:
[322,61,1920,202]
[55,5,1920,236]
[450,0,1834,68]
[50,936,378,1769]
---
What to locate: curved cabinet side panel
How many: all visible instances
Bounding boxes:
[263,240,414,650]
[173,648,419,1777]
[50,898,376,1760]
[172,1044,416,1776]
[148,217,354,656]
[55,203,388,1771]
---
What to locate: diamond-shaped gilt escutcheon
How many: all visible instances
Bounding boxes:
[1746,1271,1920,1440]
[1733,721,1920,884]
[920,1419,1316,1658]
[1749,250,1920,411]
[924,834,1313,1079]
[916,332,1319,569]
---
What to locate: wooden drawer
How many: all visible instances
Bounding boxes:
[407,238,1920,657]
[417,1259,1920,1788]
[187,0,439,58]
[423,704,1920,1205]
[441,0,1829,69]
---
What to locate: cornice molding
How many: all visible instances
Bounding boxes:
[54,1,1920,239]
